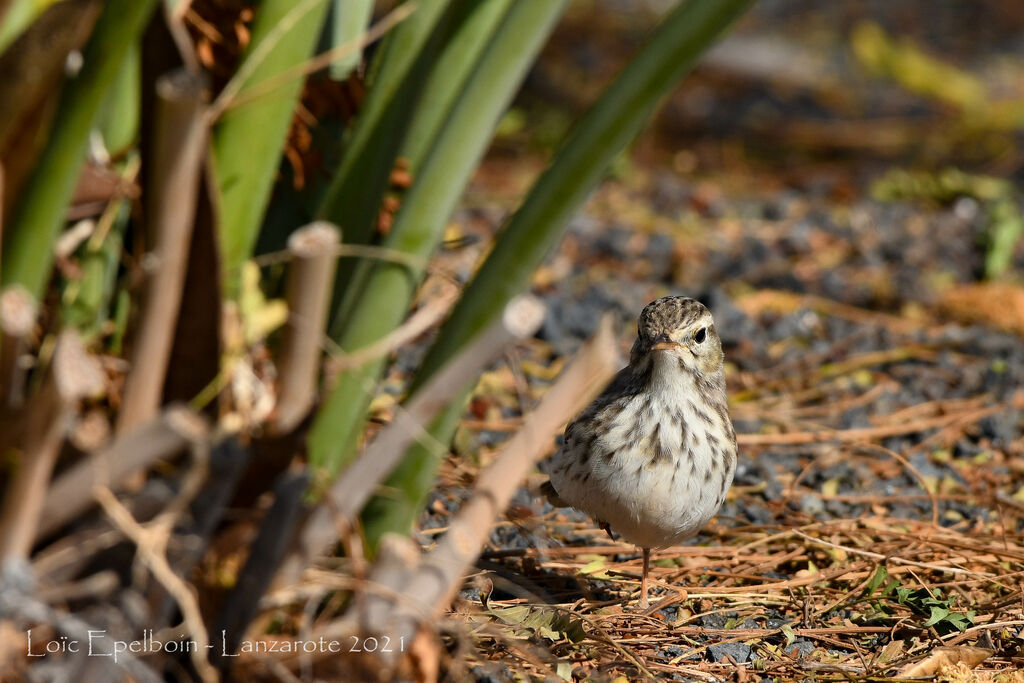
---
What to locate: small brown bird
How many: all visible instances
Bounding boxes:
[543,296,736,608]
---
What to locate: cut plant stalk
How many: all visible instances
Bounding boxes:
[210,0,331,300]
[117,70,208,435]
[0,285,35,407]
[308,0,568,484]
[271,221,339,435]
[37,405,208,540]
[278,295,546,586]
[0,331,104,561]
[360,0,754,549]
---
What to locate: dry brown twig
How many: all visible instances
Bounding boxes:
[260,314,619,675]
[0,561,161,682]
[88,428,214,679]
[36,405,208,539]
[737,399,1010,446]
[163,0,201,74]
[326,277,461,373]
[117,69,209,434]
[95,484,218,683]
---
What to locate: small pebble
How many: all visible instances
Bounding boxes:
[708,642,752,663]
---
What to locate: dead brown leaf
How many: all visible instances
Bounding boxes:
[407,629,441,683]
[940,283,1024,337]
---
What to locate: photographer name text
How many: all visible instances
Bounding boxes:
[27,630,405,663]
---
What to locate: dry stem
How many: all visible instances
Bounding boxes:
[321,315,620,666]
[277,295,548,586]
[117,69,209,434]
[95,485,217,683]
[36,405,208,539]
[272,222,339,434]
[0,331,103,561]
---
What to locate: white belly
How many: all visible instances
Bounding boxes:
[548,360,735,549]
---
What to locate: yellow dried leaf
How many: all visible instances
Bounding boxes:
[579,557,610,579]
[520,357,565,381]
[878,639,904,663]
[368,392,397,417]
[1012,484,1024,504]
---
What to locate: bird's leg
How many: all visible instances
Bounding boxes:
[639,547,651,609]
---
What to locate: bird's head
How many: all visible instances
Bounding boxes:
[631,296,723,375]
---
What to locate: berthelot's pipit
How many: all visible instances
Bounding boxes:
[543,296,736,608]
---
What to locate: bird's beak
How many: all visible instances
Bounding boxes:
[651,334,682,352]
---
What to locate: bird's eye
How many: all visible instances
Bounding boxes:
[694,327,707,343]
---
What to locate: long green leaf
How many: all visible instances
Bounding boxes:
[362,0,754,549]
[211,0,331,300]
[327,0,513,336]
[320,0,453,336]
[0,0,61,54]
[61,200,129,336]
[97,41,141,158]
[308,0,568,483]
[360,390,464,550]
[400,0,513,172]
[1,0,159,302]
[329,0,374,81]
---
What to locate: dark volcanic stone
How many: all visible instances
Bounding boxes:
[763,480,786,502]
[737,500,775,525]
[786,640,816,658]
[800,495,826,517]
[708,642,752,663]
[472,664,515,683]
[980,410,1021,446]
[699,613,729,629]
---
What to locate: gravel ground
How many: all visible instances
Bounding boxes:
[416,165,1024,681]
